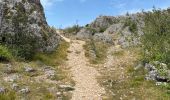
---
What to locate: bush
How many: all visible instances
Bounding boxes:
[0,45,12,61]
[64,25,81,35]
[142,8,170,68]
[83,39,109,64]
[86,27,97,35]
[124,18,138,34]
[99,27,107,33]
[8,32,37,60]
[0,91,16,100]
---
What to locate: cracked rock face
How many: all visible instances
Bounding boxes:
[0,0,60,52]
[145,62,170,82]
[76,15,144,47]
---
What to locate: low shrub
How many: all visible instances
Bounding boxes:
[34,41,70,66]
[0,91,16,100]
[0,45,12,62]
[124,18,138,34]
[64,25,81,35]
[83,39,109,64]
[142,8,170,68]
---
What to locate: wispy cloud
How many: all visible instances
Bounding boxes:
[110,0,127,9]
[111,2,126,9]
[40,0,64,8]
[119,9,142,15]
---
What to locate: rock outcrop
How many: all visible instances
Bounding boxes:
[0,0,60,52]
[76,14,144,47]
[145,62,170,82]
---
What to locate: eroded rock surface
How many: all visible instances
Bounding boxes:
[0,0,60,52]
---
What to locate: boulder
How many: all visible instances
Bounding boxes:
[0,0,60,52]
[44,67,56,78]
[93,33,113,44]
[89,16,122,31]
[59,85,74,91]
[145,62,170,82]
[76,28,93,39]
[103,23,123,35]
[145,70,158,81]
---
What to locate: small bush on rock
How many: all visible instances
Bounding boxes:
[124,18,138,34]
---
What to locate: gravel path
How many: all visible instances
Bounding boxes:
[67,40,105,100]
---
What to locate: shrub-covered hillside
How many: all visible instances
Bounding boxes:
[142,8,170,68]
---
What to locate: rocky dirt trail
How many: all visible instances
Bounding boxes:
[66,39,106,100]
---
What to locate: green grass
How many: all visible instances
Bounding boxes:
[112,50,125,57]
[100,64,170,100]
[83,40,109,64]
[142,8,170,67]
[34,41,70,66]
[43,93,55,100]
[97,48,170,100]
[0,91,16,100]
[0,45,13,62]
[0,41,72,99]
[124,17,138,34]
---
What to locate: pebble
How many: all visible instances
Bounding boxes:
[24,66,36,72]
[11,83,19,91]
[130,91,134,94]
[156,82,167,86]
[56,92,62,96]
[59,85,74,91]
[19,88,30,94]
[0,87,6,93]
[4,74,20,82]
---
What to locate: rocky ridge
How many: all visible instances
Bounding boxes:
[0,0,60,52]
[76,13,145,47]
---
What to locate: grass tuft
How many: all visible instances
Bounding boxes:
[0,45,13,62]
[83,40,110,64]
[0,91,16,100]
[34,41,70,66]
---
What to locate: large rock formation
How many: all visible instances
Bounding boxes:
[76,14,144,47]
[0,0,60,52]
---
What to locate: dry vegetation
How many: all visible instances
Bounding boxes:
[96,46,170,100]
[0,41,73,99]
[83,40,110,64]
[34,41,70,66]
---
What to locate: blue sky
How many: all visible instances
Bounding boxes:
[40,0,170,28]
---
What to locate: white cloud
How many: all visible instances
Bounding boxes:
[110,0,127,9]
[40,0,64,7]
[111,2,126,9]
[121,9,141,15]
[119,8,153,15]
